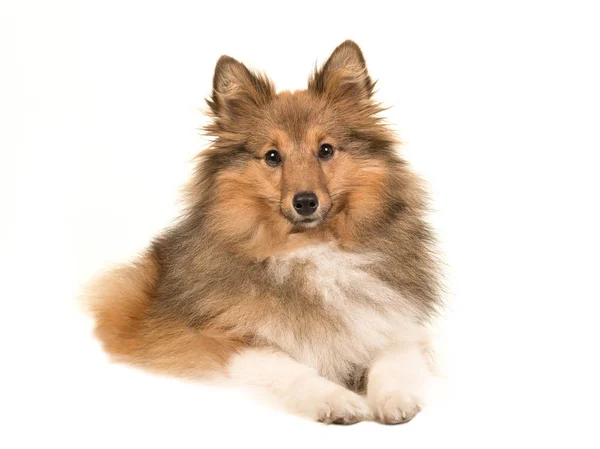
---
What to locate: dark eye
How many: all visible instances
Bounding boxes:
[318,143,334,160]
[265,149,281,167]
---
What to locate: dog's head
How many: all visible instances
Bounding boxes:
[193,41,410,257]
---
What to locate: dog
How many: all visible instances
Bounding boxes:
[86,40,441,425]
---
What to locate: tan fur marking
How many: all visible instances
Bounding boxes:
[85,252,244,379]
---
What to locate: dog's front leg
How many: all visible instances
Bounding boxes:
[228,348,371,424]
[367,342,431,424]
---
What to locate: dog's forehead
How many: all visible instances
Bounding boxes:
[265,91,330,143]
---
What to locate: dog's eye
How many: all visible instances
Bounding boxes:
[318,143,334,160]
[265,149,281,167]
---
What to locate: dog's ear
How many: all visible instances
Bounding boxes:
[308,40,375,102]
[208,55,274,117]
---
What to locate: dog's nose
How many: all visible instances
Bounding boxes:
[293,192,319,216]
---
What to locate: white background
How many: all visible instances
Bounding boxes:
[2,0,599,447]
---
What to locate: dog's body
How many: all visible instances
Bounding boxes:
[88,41,441,424]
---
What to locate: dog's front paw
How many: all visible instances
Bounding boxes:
[312,387,372,425]
[369,390,421,424]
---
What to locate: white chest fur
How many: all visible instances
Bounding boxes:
[260,244,426,384]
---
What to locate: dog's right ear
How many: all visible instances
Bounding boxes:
[207,55,274,118]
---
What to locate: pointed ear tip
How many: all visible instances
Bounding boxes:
[215,55,239,70]
[213,55,244,91]
[331,40,367,67]
[339,39,360,48]
[337,40,364,54]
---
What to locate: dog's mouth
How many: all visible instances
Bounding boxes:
[281,207,331,231]
[293,217,321,229]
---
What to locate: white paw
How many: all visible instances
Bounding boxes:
[370,390,421,424]
[311,386,372,424]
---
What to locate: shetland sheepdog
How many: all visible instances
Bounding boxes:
[87,40,441,425]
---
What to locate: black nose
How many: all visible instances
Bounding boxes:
[293,192,319,216]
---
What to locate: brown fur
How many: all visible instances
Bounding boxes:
[86,250,245,377]
[88,41,440,385]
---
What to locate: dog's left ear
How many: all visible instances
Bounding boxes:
[308,40,375,102]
